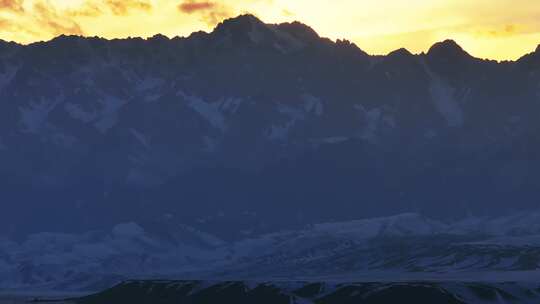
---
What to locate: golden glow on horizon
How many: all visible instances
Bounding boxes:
[1,0,540,60]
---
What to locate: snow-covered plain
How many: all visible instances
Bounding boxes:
[3,212,540,292]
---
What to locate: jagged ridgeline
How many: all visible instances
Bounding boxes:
[1,14,540,237]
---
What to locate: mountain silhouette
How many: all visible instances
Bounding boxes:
[1,14,540,238]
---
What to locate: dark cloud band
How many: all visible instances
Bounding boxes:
[178,0,216,13]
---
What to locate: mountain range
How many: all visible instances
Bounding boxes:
[1,14,540,238]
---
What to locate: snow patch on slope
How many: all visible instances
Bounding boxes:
[248,22,266,44]
[451,212,540,237]
[112,223,145,238]
[355,105,395,141]
[303,94,324,116]
[129,128,149,148]
[267,121,295,141]
[313,213,446,239]
[271,28,307,54]
[93,96,127,133]
[64,103,98,123]
[311,137,349,144]
[421,61,464,127]
[219,97,243,114]
[267,102,312,141]
[0,65,18,92]
[19,96,63,133]
[429,81,464,127]
[179,92,227,131]
[136,77,164,92]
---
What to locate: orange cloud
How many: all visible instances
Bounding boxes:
[483,24,523,37]
[0,0,23,12]
[33,2,84,36]
[66,0,152,18]
[67,2,104,17]
[0,17,12,28]
[178,0,215,13]
[178,0,233,26]
[0,14,42,39]
[105,0,152,16]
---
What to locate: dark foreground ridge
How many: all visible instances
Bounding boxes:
[71,280,540,304]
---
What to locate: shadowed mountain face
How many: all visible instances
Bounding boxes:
[1,14,540,237]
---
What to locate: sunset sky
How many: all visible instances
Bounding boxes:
[1,0,540,60]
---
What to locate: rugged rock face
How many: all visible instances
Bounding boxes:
[1,14,540,236]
